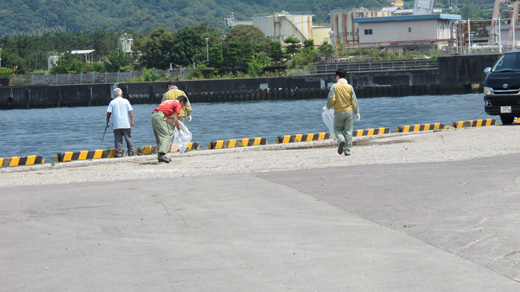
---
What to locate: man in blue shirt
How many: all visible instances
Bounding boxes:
[106,88,135,157]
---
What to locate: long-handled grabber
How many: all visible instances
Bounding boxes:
[100,123,110,148]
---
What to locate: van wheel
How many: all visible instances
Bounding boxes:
[500,115,514,125]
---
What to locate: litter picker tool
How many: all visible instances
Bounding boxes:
[100,123,109,148]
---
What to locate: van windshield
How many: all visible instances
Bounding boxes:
[493,53,520,72]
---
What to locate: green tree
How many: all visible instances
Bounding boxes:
[248,54,270,77]
[303,39,315,52]
[134,27,175,69]
[289,49,316,68]
[192,23,225,65]
[104,49,134,72]
[209,43,224,68]
[284,36,302,57]
[318,41,334,63]
[268,41,285,62]
[238,41,254,68]
[224,25,270,54]
[91,28,120,58]
[0,47,26,74]
[223,40,243,68]
[171,26,200,67]
[50,52,85,74]
[223,40,254,68]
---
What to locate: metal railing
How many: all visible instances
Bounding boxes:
[12,59,439,86]
[14,68,186,86]
[312,59,437,74]
[438,45,518,56]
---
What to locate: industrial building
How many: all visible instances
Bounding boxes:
[354,14,461,54]
[251,11,314,43]
[228,0,466,54]
[329,8,392,46]
[312,25,332,45]
[487,0,520,50]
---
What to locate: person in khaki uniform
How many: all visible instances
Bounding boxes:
[327,69,360,156]
[162,81,192,125]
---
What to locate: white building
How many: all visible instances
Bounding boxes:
[354,14,461,54]
[119,33,133,53]
[47,52,63,70]
[47,50,95,70]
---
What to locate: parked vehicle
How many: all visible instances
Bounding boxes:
[484,51,520,125]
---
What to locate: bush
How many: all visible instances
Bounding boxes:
[142,68,159,81]
[83,62,105,73]
[0,67,14,78]
[9,78,20,86]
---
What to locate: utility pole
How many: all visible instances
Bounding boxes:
[205,38,209,62]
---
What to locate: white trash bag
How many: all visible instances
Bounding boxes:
[321,106,336,140]
[170,121,192,153]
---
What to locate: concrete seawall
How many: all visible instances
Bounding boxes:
[0,54,500,109]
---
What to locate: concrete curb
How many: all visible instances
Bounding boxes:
[0,132,413,173]
[451,119,497,128]
[208,137,268,149]
[397,123,446,132]
[353,127,390,136]
[136,142,200,155]
[0,155,45,167]
[276,132,330,143]
[56,149,119,162]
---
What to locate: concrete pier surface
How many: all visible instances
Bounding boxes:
[2,126,520,291]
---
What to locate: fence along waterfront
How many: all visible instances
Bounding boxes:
[15,60,438,86]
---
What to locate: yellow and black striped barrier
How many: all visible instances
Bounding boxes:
[1,155,45,167]
[276,132,331,144]
[353,128,390,137]
[136,142,200,155]
[136,145,156,156]
[451,119,497,129]
[209,137,267,149]
[56,149,119,162]
[397,123,446,133]
[173,142,199,152]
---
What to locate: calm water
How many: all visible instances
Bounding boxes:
[0,93,493,162]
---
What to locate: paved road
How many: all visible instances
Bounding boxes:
[2,150,520,291]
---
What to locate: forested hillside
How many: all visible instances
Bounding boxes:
[0,0,497,77]
[0,0,494,36]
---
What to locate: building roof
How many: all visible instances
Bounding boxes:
[251,12,313,18]
[381,7,399,12]
[70,50,95,54]
[354,13,461,23]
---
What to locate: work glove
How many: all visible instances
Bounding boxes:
[355,113,361,121]
[188,115,192,122]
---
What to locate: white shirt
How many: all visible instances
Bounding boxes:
[107,97,133,129]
